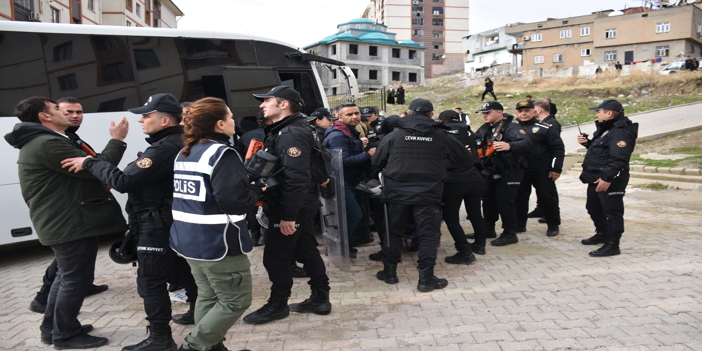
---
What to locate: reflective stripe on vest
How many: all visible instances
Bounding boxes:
[170,141,251,261]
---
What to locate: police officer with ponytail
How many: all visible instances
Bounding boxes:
[372,99,469,292]
[169,97,262,351]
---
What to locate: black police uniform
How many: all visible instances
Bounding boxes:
[83,125,189,342]
[540,115,562,135]
[474,116,531,244]
[580,113,638,250]
[244,113,330,323]
[372,113,468,287]
[515,117,565,232]
[442,120,486,257]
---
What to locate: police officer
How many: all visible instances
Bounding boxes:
[372,99,469,292]
[578,99,638,257]
[513,101,565,237]
[62,93,188,351]
[306,107,337,142]
[437,109,486,259]
[535,101,561,134]
[243,86,331,324]
[474,101,531,247]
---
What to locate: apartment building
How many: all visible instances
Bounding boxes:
[367,0,469,78]
[463,26,518,73]
[1,0,182,28]
[506,4,702,72]
[305,18,425,95]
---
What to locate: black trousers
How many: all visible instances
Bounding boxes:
[369,197,387,246]
[516,168,561,228]
[352,189,371,241]
[443,181,485,251]
[135,223,175,332]
[264,204,330,299]
[171,255,198,303]
[382,203,441,269]
[482,169,524,233]
[585,174,629,240]
[482,90,497,101]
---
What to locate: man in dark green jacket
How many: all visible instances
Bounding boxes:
[4,96,127,349]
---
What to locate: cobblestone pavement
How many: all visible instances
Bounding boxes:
[1,173,701,351]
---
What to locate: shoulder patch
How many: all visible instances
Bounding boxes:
[519,129,526,135]
[287,147,302,157]
[136,157,153,169]
[616,141,628,148]
[532,126,540,134]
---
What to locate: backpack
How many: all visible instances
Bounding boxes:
[306,124,333,185]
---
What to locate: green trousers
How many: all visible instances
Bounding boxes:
[183,255,252,351]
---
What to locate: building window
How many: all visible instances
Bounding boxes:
[136,3,141,17]
[478,56,484,63]
[432,42,443,50]
[534,55,544,64]
[412,18,424,25]
[351,68,358,78]
[369,46,378,56]
[369,70,378,80]
[605,50,617,61]
[605,28,617,39]
[51,7,60,23]
[656,46,670,57]
[413,6,423,14]
[531,33,542,42]
[349,44,358,55]
[413,29,424,36]
[409,50,417,59]
[392,48,400,58]
[126,0,133,11]
[559,29,572,39]
[392,71,401,81]
[331,45,336,55]
[332,69,337,79]
[553,54,563,62]
[432,18,443,26]
[87,0,94,11]
[656,22,670,33]
[126,20,132,26]
[581,48,591,56]
[432,30,443,38]
[58,74,78,91]
[432,7,443,15]
[53,41,73,62]
[432,53,443,61]
[409,72,418,82]
[580,27,590,36]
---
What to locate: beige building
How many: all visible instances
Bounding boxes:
[1,0,182,28]
[367,0,469,78]
[507,4,702,72]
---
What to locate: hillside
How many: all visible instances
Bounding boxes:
[384,70,702,127]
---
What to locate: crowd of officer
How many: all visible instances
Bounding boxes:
[8,85,636,350]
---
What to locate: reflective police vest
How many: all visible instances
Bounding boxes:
[170,141,251,261]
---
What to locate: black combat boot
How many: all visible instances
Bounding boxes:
[376,259,399,284]
[291,263,308,278]
[122,325,177,351]
[29,292,48,314]
[444,251,477,265]
[243,296,290,324]
[490,231,518,246]
[172,302,195,325]
[289,287,332,315]
[417,265,448,292]
[581,232,606,245]
[589,239,621,257]
[546,225,559,237]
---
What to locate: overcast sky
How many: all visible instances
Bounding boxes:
[177,0,646,48]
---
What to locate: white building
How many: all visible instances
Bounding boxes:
[463,25,520,75]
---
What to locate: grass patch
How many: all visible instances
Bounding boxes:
[630,154,702,168]
[634,182,670,190]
